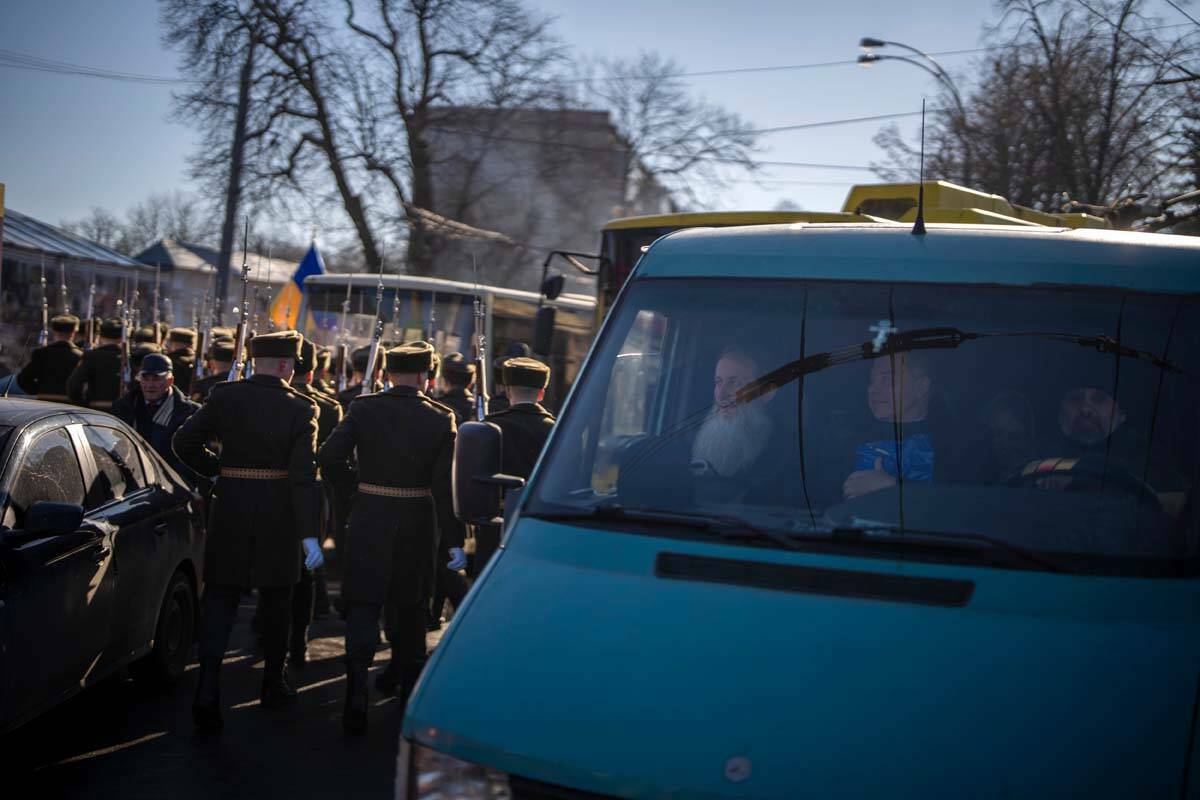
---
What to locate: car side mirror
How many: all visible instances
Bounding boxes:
[453,421,525,525]
[27,501,85,536]
[532,306,556,357]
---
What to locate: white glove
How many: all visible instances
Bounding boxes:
[302,537,324,571]
[446,547,467,571]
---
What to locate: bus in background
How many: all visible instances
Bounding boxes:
[573,181,1111,325]
[298,273,594,413]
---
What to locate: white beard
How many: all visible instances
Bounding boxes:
[691,402,773,478]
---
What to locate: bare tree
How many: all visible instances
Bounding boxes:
[61,208,124,249]
[872,0,1198,214]
[577,51,758,210]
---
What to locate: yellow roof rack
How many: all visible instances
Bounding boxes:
[841,181,1110,229]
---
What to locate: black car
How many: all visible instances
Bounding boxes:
[0,399,206,733]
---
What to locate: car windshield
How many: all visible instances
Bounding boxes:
[528,278,1200,576]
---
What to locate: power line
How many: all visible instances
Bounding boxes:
[0,49,185,85]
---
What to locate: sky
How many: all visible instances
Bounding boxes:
[1,0,1188,242]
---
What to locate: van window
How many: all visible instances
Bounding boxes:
[529,278,1200,576]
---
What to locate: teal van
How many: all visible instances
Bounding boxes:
[400,223,1200,798]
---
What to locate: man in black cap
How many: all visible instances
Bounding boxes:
[438,352,476,424]
[132,326,159,346]
[318,340,465,734]
[288,337,343,663]
[67,317,125,410]
[190,338,235,404]
[313,346,338,399]
[165,327,198,395]
[113,353,200,481]
[18,314,83,401]
[475,357,556,572]
[172,329,323,732]
[488,341,532,413]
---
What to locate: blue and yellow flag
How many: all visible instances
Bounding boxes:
[270,242,325,330]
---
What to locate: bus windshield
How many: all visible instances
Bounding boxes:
[528,278,1200,577]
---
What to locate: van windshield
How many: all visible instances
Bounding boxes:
[527,278,1200,576]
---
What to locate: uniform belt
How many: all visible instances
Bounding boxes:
[358,483,431,498]
[36,394,70,402]
[89,400,113,409]
[220,467,289,480]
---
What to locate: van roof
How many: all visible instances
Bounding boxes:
[635,223,1200,294]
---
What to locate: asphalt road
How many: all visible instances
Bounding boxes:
[2,584,441,799]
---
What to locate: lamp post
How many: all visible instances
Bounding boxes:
[858,37,972,185]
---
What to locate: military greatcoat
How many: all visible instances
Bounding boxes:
[318,386,461,605]
[66,343,123,408]
[486,402,556,479]
[17,340,83,400]
[172,374,320,588]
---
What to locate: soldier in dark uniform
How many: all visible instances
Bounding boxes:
[487,342,532,413]
[474,357,556,573]
[133,326,159,346]
[437,352,476,424]
[313,347,338,399]
[335,345,373,409]
[172,330,323,732]
[18,314,83,401]
[287,337,343,664]
[190,339,235,404]
[165,327,197,396]
[318,341,465,734]
[66,318,125,410]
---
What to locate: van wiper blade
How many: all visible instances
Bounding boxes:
[812,524,1065,573]
[736,326,1182,406]
[528,503,803,551]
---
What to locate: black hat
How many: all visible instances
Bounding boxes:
[442,352,475,378]
[168,327,197,346]
[295,338,316,374]
[208,339,235,362]
[132,326,158,344]
[385,341,434,374]
[99,318,123,339]
[211,327,235,341]
[494,341,531,372]
[50,314,79,333]
[314,347,332,369]
[249,330,302,359]
[501,357,550,389]
[351,345,372,372]
[138,352,173,376]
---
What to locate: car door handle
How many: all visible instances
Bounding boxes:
[154,523,169,537]
[92,545,112,562]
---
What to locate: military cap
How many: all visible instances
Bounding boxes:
[441,352,475,378]
[385,341,435,374]
[168,327,197,346]
[99,318,123,339]
[208,339,236,362]
[501,356,550,389]
[50,314,80,333]
[249,329,302,359]
[133,326,158,344]
[351,345,372,372]
[131,343,161,369]
[295,338,316,374]
[212,327,235,341]
[138,352,173,376]
[314,347,332,369]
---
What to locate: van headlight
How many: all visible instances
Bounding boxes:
[398,739,512,799]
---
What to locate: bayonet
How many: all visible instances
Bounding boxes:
[37,257,49,346]
[229,218,253,381]
[361,255,387,397]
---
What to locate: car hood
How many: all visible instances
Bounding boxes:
[405,519,1200,799]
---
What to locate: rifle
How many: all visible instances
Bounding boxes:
[471,255,489,421]
[118,280,132,393]
[83,280,97,349]
[334,275,352,392]
[265,247,276,332]
[360,257,386,397]
[37,257,49,347]
[152,263,162,344]
[228,219,253,382]
[59,261,69,314]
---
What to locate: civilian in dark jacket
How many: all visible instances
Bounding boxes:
[113,353,201,483]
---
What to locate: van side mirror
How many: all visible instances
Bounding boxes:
[533,306,556,356]
[453,422,525,525]
[27,501,85,536]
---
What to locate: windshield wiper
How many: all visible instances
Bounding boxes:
[526,503,804,551]
[810,523,1065,573]
[736,326,1182,406]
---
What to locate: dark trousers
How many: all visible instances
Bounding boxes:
[291,565,314,652]
[429,563,468,621]
[346,598,427,669]
[471,523,501,578]
[200,584,292,668]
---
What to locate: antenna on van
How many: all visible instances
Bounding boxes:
[912,98,927,236]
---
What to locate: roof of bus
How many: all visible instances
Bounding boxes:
[303,272,595,310]
[601,210,886,231]
[634,223,1200,294]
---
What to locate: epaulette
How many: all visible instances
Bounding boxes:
[426,397,456,417]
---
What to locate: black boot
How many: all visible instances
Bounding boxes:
[398,657,428,708]
[290,643,308,669]
[261,659,298,709]
[343,659,370,735]
[374,659,401,695]
[193,658,224,732]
